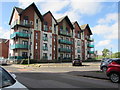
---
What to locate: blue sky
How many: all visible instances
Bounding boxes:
[0,0,119,55]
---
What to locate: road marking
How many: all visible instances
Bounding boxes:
[17,69,30,71]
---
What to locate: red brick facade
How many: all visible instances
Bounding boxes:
[0,40,9,58]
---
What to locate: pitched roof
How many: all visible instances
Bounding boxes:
[14,7,23,14]
[0,38,8,43]
[80,24,88,30]
[9,7,23,25]
[9,3,43,25]
[19,3,43,21]
[57,16,74,29]
[43,11,58,24]
[57,16,66,23]
[72,21,81,31]
[80,24,92,35]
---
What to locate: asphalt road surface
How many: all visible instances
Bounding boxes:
[2,65,120,89]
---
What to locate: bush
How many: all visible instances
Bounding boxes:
[83,58,101,62]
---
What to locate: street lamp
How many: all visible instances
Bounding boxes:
[28,29,32,67]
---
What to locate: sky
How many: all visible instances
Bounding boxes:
[0,0,119,55]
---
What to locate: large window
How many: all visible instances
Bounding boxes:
[22,52,28,59]
[22,40,28,45]
[23,30,28,33]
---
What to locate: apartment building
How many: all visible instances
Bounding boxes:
[80,24,94,60]
[0,39,9,58]
[72,21,82,59]
[42,11,58,60]
[9,3,43,60]
[9,3,94,61]
[57,16,74,60]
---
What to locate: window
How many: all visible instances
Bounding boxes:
[23,30,28,33]
[22,40,28,45]
[60,54,63,59]
[54,45,56,50]
[66,38,69,41]
[66,46,69,49]
[66,54,69,58]
[35,43,38,49]
[30,21,33,25]
[36,19,38,24]
[23,16,29,25]
[54,24,56,33]
[60,26,63,31]
[60,45,63,48]
[36,19,39,29]
[43,34,47,38]
[36,32,38,39]
[22,52,28,59]
[1,68,16,88]
[61,37,63,40]
[78,55,80,59]
[43,53,47,59]
[43,21,48,31]
[66,27,68,33]
[43,43,47,47]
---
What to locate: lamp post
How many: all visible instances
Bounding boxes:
[28,29,31,67]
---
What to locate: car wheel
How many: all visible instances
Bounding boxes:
[109,73,120,83]
[72,63,75,66]
[102,67,107,72]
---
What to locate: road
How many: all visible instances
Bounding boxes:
[2,64,120,89]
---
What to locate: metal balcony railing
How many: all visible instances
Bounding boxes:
[10,44,29,49]
[10,32,30,39]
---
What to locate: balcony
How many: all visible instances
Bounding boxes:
[59,48,72,53]
[77,50,80,53]
[87,44,94,48]
[59,31,72,37]
[9,56,24,59]
[59,39,73,45]
[43,46,48,51]
[10,32,30,39]
[88,51,94,54]
[10,44,29,49]
[11,20,31,29]
[88,38,94,42]
[43,37,48,41]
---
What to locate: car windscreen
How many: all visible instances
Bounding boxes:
[0,67,16,88]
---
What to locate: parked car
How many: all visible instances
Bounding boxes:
[72,59,82,66]
[0,67,28,89]
[0,58,7,65]
[100,58,120,72]
[106,60,120,83]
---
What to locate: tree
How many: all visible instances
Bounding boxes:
[102,48,110,58]
[114,52,120,58]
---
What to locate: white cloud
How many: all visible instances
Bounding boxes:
[96,40,111,47]
[98,13,118,24]
[0,26,10,39]
[92,12,118,40]
[70,1,103,15]
[18,0,103,24]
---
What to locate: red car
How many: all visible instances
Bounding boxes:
[106,59,120,83]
